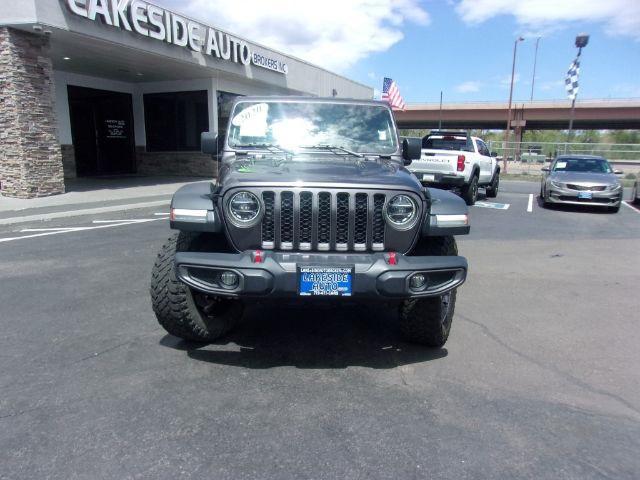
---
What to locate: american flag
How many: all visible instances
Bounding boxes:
[382,77,406,110]
[565,53,580,101]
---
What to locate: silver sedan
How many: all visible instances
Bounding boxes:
[540,155,623,213]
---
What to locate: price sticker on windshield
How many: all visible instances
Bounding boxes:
[232,103,269,137]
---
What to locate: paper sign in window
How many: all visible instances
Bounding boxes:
[232,103,268,137]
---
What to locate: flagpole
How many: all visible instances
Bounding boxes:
[438,91,443,130]
[504,36,524,173]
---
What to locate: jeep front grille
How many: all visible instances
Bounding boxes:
[260,190,387,252]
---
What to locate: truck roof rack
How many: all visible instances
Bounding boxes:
[427,130,469,138]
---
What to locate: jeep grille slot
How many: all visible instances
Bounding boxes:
[336,193,350,250]
[280,191,294,250]
[354,193,368,251]
[372,194,386,251]
[258,190,390,252]
[317,192,331,250]
[261,192,275,249]
[299,191,313,250]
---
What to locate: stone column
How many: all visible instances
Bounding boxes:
[0,27,65,198]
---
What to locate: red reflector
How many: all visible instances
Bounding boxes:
[387,252,398,265]
[253,250,264,263]
[457,155,465,172]
[169,209,175,221]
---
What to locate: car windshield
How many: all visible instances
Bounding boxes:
[553,158,612,173]
[227,101,398,155]
[422,137,473,152]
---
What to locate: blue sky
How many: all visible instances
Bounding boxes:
[350,4,640,103]
[163,0,640,103]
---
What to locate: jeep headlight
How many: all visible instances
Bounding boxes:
[384,194,418,230]
[227,191,261,227]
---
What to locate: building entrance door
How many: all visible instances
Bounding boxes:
[68,86,136,176]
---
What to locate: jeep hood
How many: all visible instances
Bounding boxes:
[218,158,422,191]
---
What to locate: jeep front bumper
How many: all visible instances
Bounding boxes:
[175,251,467,299]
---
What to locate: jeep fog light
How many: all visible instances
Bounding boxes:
[409,273,427,290]
[220,271,239,288]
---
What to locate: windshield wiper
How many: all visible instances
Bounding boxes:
[234,143,294,156]
[302,144,364,158]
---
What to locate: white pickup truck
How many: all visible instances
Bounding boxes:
[408,131,500,205]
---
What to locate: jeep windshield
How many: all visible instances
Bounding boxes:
[227,101,398,156]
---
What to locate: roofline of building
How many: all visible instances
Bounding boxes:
[0,0,373,93]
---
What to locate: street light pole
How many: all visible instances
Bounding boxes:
[530,37,540,101]
[504,36,524,173]
[568,34,589,138]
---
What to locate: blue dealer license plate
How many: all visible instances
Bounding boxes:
[299,266,353,297]
[578,192,593,199]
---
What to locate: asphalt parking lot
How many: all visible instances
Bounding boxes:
[1,181,639,479]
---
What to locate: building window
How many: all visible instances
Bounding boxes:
[144,90,209,151]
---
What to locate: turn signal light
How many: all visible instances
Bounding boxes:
[457,155,466,172]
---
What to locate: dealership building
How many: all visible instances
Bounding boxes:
[0,0,373,198]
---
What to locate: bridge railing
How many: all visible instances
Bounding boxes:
[486,141,640,173]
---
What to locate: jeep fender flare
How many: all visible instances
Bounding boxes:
[169,182,223,232]
[422,188,470,236]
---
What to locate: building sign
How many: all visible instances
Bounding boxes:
[104,119,127,139]
[64,0,288,75]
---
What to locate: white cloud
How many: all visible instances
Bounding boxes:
[455,0,640,40]
[165,0,430,71]
[455,81,482,93]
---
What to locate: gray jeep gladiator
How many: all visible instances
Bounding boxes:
[150,97,469,347]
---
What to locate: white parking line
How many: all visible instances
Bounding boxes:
[622,202,640,214]
[91,218,161,224]
[0,218,163,243]
[527,194,534,212]
[0,200,170,226]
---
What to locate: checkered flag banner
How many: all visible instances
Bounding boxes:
[565,52,581,101]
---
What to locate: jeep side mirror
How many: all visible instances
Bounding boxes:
[541,166,550,172]
[402,137,422,165]
[490,151,498,157]
[201,131,218,155]
[613,169,623,175]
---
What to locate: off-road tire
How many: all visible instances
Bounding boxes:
[485,171,499,198]
[399,236,458,347]
[150,232,242,342]
[461,174,479,205]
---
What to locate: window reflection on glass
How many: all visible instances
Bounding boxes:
[227,101,398,155]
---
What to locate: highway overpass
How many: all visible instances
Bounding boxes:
[395,98,640,131]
